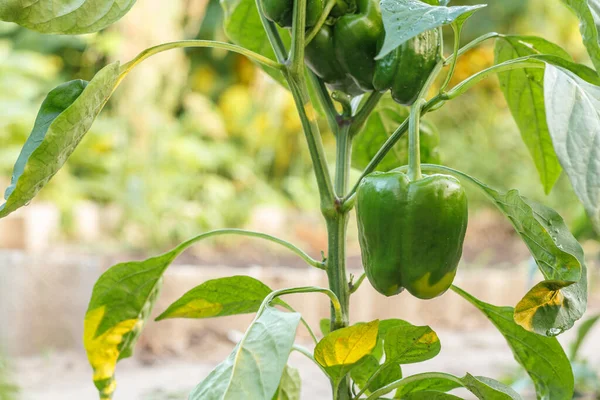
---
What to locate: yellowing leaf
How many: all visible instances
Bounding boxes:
[314,320,379,382]
[156,276,279,321]
[514,280,577,336]
[161,298,224,319]
[83,307,139,399]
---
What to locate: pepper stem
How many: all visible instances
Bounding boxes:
[408,99,425,181]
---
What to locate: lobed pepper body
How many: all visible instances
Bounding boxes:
[356,171,468,299]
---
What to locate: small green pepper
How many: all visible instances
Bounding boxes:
[333,0,383,91]
[305,25,364,96]
[261,0,324,28]
[356,171,468,299]
[373,28,440,105]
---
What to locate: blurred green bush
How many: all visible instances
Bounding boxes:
[0,0,595,249]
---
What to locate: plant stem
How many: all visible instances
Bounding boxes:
[306,0,337,45]
[290,0,307,76]
[286,74,336,211]
[260,286,344,328]
[349,273,366,294]
[408,99,424,181]
[445,32,501,66]
[119,40,283,79]
[349,91,383,138]
[326,116,355,400]
[326,214,351,400]
[255,0,288,63]
[444,56,545,100]
[439,23,461,92]
[335,124,352,197]
[365,372,463,399]
[308,71,340,134]
[169,228,323,268]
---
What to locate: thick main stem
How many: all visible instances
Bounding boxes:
[326,214,351,400]
[326,120,354,400]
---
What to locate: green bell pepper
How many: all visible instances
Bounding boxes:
[356,171,468,299]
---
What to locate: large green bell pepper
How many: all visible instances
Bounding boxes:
[356,171,468,299]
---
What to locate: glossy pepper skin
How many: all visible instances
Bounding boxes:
[261,0,355,28]
[373,28,440,105]
[356,171,468,299]
[305,25,364,96]
[333,0,383,91]
[261,0,323,28]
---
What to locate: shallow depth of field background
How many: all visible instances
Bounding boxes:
[0,0,599,399]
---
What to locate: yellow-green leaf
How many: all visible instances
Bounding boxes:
[156,276,279,321]
[384,323,441,365]
[314,320,379,382]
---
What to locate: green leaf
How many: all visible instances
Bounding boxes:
[351,356,402,395]
[476,183,585,335]
[403,392,462,400]
[569,313,600,360]
[320,318,331,336]
[85,230,283,399]
[383,323,441,364]
[352,96,440,172]
[377,0,486,59]
[453,286,574,400]
[190,306,301,400]
[0,0,136,34]
[84,250,176,399]
[495,36,567,193]
[272,365,302,400]
[221,0,288,84]
[371,319,410,362]
[461,374,521,400]
[544,64,600,233]
[559,0,600,72]
[155,276,281,320]
[0,63,120,219]
[314,320,379,383]
[394,376,462,398]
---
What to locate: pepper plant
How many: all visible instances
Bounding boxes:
[0,0,598,399]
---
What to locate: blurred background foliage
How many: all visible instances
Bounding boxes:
[0,0,596,249]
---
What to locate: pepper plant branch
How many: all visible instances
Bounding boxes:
[439,23,461,92]
[343,61,444,203]
[353,363,385,399]
[287,75,336,209]
[349,273,366,294]
[289,0,308,76]
[408,99,425,181]
[442,56,545,100]
[343,53,542,204]
[364,372,463,399]
[255,0,289,63]
[335,124,353,197]
[258,286,345,329]
[280,303,319,344]
[170,228,324,269]
[444,32,501,66]
[119,40,283,82]
[306,0,337,45]
[308,71,340,134]
[349,91,384,138]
